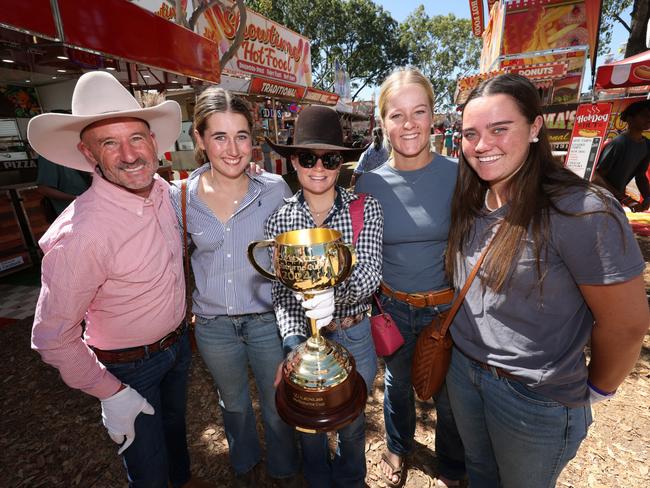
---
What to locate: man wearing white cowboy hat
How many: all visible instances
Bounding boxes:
[29,71,210,488]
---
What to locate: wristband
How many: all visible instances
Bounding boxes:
[587,379,616,397]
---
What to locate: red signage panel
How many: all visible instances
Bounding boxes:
[249,77,306,100]
[469,0,484,37]
[0,0,57,38]
[303,87,339,106]
[565,103,612,180]
[508,61,568,80]
[59,0,220,83]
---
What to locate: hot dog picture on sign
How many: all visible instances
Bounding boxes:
[565,103,612,180]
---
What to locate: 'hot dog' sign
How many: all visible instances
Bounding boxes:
[565,103,612,180]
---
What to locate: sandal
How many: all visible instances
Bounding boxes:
[380,452,406,488]
[434,476,461,487]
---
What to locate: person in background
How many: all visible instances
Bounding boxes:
[593,99,650,212]
[446,73,648,487]
[29,71,210,487]
[451,125,461,158]
[265,105,383,488]
[170,87,301,488]
[258,135,274,173]
[355,67,466,488]
[349,126,388,187]
[444,126,453,156]
[36,110,91,219]
[432,122,445,154]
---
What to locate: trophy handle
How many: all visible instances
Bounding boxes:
[334,243,356,284]
[247,240,277,281]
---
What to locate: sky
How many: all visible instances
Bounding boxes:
[359,1,634,102]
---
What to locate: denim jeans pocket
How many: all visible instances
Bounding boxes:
[337,320,371,345]
[194,315,211,327]
[256,311,277,323]
[503,378,563,407]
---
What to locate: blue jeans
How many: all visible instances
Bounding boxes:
[446,347,592,488]
[300,318,378,488]
[104,330,192,488]
[377,293,466,480]
[194,312,299,478]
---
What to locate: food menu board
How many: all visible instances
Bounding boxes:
[565,103,612,180]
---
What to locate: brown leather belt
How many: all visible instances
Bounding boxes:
[324,313,365,332]
[92,321,187,364]
[380,283,454,308]
[457,348,518,380]
[474,360,518,380]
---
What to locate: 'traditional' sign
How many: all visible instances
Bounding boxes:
[249,77,306,100]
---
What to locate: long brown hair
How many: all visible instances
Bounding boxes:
[445,74,611,292]
[192,87,253,165]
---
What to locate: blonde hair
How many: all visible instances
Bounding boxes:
[193,87,253,165]
[378,67,435,121]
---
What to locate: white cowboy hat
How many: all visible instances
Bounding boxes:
[27,71,181,172]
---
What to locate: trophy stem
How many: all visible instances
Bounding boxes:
[309,317,320,338]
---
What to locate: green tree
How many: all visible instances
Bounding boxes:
[600,0,649,57]
[399,7,482,109]
[247,0,407,100]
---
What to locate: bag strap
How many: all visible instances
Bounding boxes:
[437,231,497,338]
[181,180,192,324]
[372,293,386,314]
[349,193,366,246]
[351,194,385,309]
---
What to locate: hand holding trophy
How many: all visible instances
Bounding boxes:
[248,227,368,433]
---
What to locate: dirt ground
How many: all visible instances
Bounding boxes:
[1,315,648,488]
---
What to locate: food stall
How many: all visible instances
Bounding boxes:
[0,0,222,276]
[581,49,650,233]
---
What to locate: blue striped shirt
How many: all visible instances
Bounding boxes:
[170,164,292,317]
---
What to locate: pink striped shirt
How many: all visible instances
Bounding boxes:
[32,173,185,399]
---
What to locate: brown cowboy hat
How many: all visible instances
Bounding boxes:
[266,105,366,162]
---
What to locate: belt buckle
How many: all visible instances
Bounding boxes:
[406,294,423,306]
[159,326,182,351]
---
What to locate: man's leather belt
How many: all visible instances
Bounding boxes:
[92,322,187,364]
[324,313,365,332]
[380,283,454,308]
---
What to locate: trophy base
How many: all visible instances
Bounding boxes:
[275,371,367,433]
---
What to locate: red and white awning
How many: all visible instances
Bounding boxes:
[595,50,650,89]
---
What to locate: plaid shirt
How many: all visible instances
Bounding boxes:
[264,187,383,346]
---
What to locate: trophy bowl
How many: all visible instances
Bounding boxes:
[248,228,367,433]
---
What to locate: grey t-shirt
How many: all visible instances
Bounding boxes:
[355,154,457,292]
[451,189,644,407]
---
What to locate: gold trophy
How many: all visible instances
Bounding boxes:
[248,228,367,433]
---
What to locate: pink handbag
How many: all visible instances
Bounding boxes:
[349,194,404,356]
[370,294,404,356]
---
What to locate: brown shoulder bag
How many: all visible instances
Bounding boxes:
[411,246,490,400]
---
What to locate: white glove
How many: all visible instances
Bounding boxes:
[295,288,335,330]
[100,385,155,455]
[588,381,616,405]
